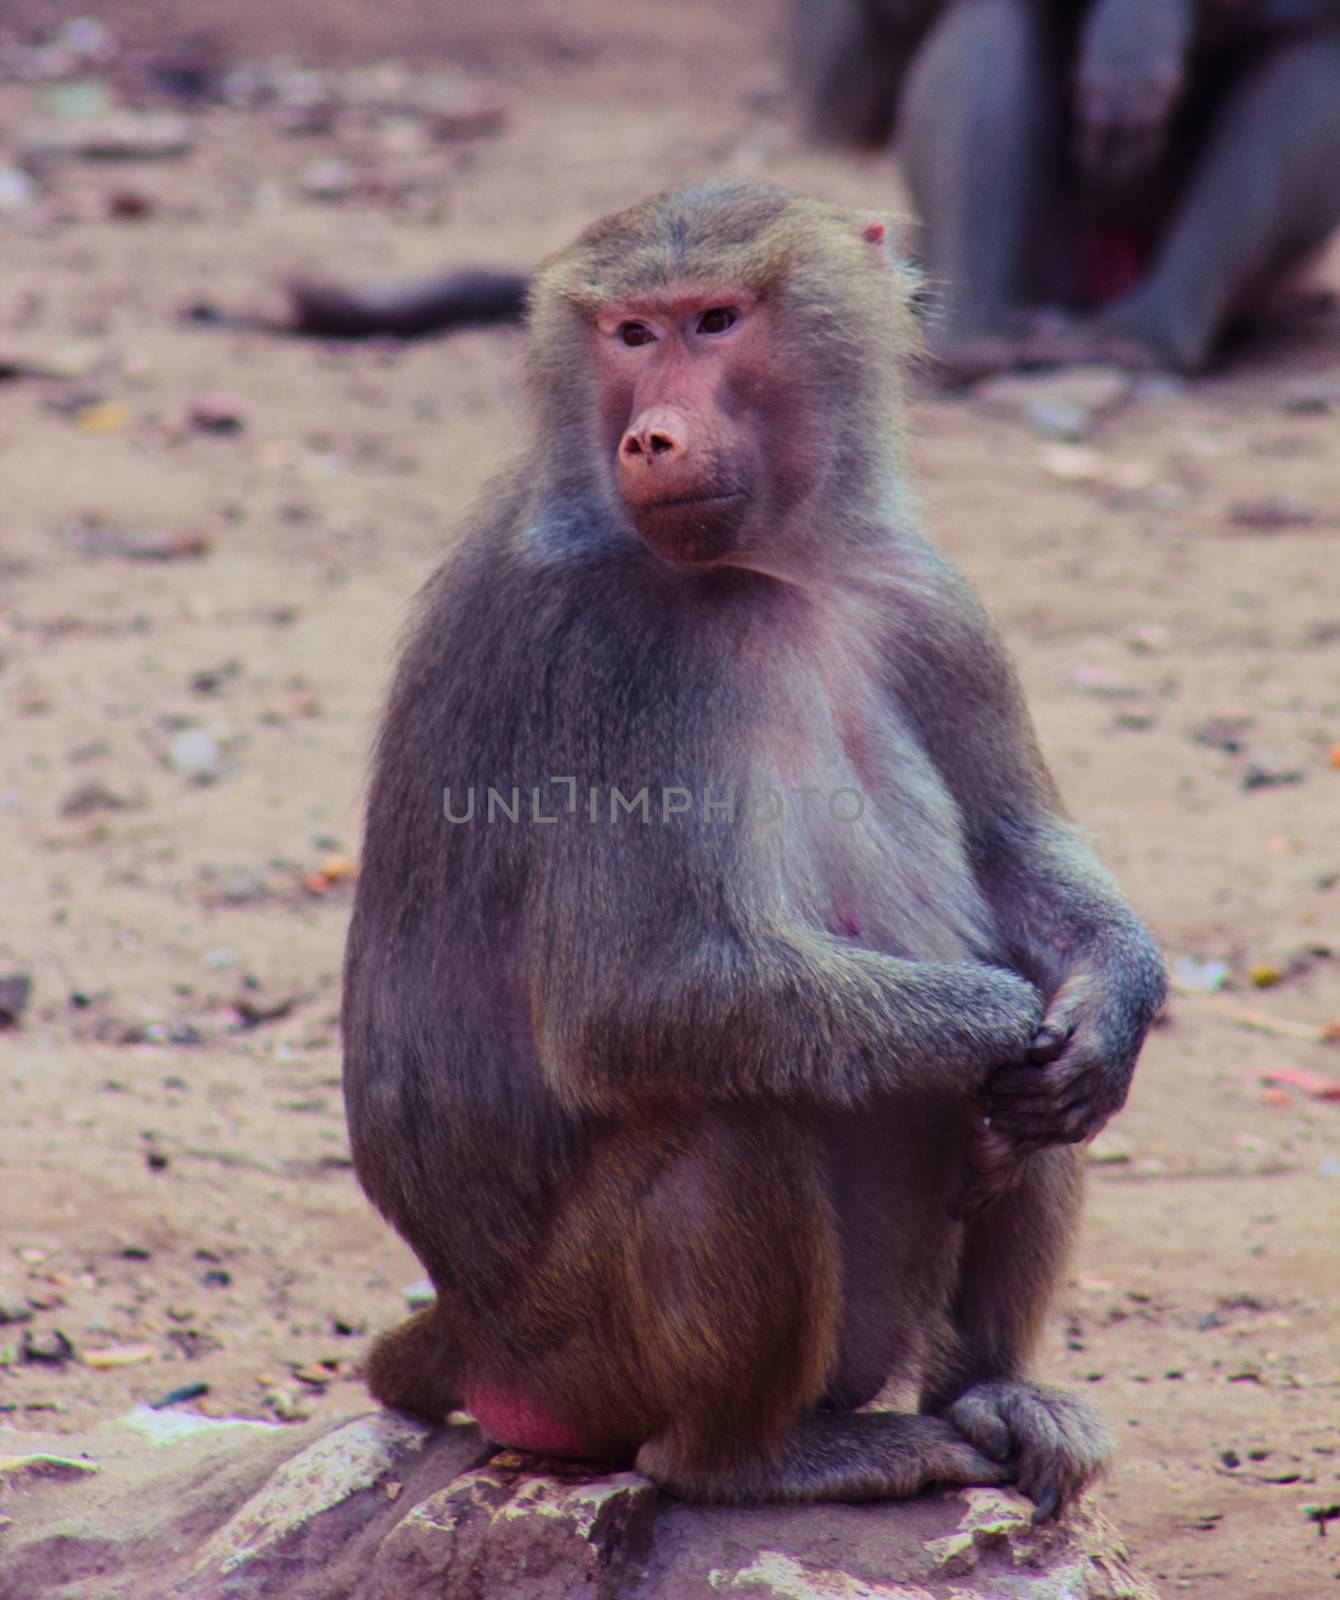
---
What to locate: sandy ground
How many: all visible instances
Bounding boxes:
[1,3,1338,1596]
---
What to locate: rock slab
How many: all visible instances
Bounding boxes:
[0,1409,1159,1600]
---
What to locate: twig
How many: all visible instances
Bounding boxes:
[1170,983,1339,1044]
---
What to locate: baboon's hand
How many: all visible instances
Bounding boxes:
[978,970,1137,1149]
[1075,0,1193,183]
[941,963,1046,1074]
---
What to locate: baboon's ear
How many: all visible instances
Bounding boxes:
[860,216,925,315]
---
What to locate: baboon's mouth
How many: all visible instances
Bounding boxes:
[637,489,747,513]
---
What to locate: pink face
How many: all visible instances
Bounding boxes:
[594,291,808,570]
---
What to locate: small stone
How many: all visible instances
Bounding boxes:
[59,780,133,817]
[1172,955,1230,993]
[42,78,113,120]
[149,1380,211,1409]
[0,1295,33,1326]
[403,1279,435,1311]
[975,365,1133,440]
[189,659,242,694]
[22,1328,75,1365]
[1226,495,1328,531]
[54,18,115,60]
[1279,377,1340,415]
[1124,622,1170,654]
[299,158,355,200]
[265,1385,311,1422]
[168,729,218,775]
[1190,716,1253,755]
[1027,398,1094,442]
[189,393,246,434]
[1087,1129,1134,1165]
[1241,760,1304,792]
[107,185,155,219]
[0,168,36,212]
[0,973,33,1027]
[18,112,195,163]
[410,80,507,142]
[1038,442,1105,483]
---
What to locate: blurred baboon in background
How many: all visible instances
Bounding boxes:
[795,0,1340,376]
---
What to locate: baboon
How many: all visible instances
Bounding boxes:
[797,0,1340,374]
[342,181,1166,1515]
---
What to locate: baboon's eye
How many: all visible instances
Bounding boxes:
[618,321,656,348]
[696,307,739,336]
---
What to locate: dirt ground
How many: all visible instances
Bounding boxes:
[1,3,1338,1596]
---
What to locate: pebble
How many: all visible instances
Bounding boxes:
[53,18,115,61]
[0,167,36,211]
[1087,1129,1134,1165]
[0,973,33,1027]
[22,1328,75,1365]
[265,1385,311,1423]
[150,1381,211,1409]
[0,1294,33,1326]
[107,185,155,219]
[299,158,355,201]
[974,365,1134,441]
[1241,759,1304,792]
[18,112,195,164]
[1279,377,1340,415]
[59,780,133,817]
[189,394,246,434]
[1226,495,1327,531]
[1172,955,1230,994]
[168,729,218,775]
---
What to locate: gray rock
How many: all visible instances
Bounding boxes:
[0,167,36,211]
[973,366,1135,441]
[168,729,219,775]
[0,1409,1160,1600]
[1278,376,1340,414]
[17,113,195,164]
[0,1293,33,1325]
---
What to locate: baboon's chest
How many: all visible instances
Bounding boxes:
[756,665,999,963]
